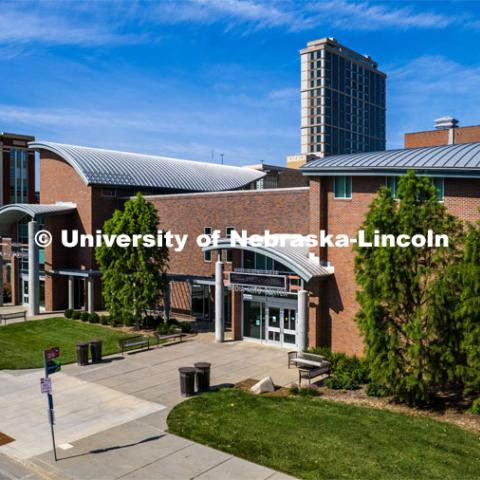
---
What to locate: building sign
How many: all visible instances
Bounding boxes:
[229,272,286,291]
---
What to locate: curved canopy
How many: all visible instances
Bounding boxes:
[30,141,265,192]
[202,234,332,282]
[302,141,480,177]
[0,203,76,225]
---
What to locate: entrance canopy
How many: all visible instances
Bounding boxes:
[202,234,333,282]
[0,203,76,235]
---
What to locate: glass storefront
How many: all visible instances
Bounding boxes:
[243,295,297,347]
[191,284,210,320]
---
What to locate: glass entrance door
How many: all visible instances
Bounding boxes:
[266,306,281,343]
[282,308,297,346]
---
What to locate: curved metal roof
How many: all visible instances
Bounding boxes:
[29,142,265,191]
[0,203,76,233]
[301,142,480,177]
[202,234,332,281]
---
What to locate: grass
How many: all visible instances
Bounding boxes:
[0,317,135,369]
[168,389,480,480]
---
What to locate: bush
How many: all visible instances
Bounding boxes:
[366,382,388,398]
[469,398,480,415]
[72,311,81,320]
[100,315,109,325]
[64,308,74,319]
[80,312,90,322]
[143,315,161,330]
[324,374,360,390]
[289,386,320,397]
[89,312,99,324]
[178,321,192,333]
[308,347,369,390]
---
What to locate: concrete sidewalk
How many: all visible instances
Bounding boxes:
[1,334,297,479]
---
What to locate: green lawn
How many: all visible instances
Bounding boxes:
[0,317,135,369]
[168,389,480,480]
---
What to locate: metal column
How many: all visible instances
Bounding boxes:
[297,289,308,351]
[68,276,74,310]
[28,220,39,316]
[87,277,94,313]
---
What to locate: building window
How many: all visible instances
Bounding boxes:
[334,176,352,199]
[9,149,29,203]
[225,227,234,263]
[203,227,212,262]
[432,177,444,201]
[385,176,398,198]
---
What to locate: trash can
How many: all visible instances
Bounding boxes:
[194,362,211,392]
[178,367,196,397]
[90,339,103,364]
[76,342,89,366]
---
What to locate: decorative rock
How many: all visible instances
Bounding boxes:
[250,376,275,394]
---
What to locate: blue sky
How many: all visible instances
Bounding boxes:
[1,0,480,167]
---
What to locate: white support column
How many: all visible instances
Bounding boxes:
[87,277,94,313]
[28,220,39,316]
[297,289,308,352]
[215,260,224,343]
[68,275,74,310]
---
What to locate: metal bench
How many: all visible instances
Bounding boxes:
[118,335,150,355]
[288,351,331,386]
[154,328,185,347]
[0,311,27,326]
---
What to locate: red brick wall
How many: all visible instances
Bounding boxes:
[405,126,480,148]
[310,175,480,356]
[148,188,310,277]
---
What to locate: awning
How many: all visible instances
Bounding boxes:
[0,203,76,235]
[202,234,333,282]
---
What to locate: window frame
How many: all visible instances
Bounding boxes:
[203,227,212,262]
[333,176,352,200]
[432,177,445,202]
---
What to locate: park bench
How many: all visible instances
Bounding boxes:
[0,310,27,326]
[118,335,150,355]
[154,328,185,347]
[288,351,331,386]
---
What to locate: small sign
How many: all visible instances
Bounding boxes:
[40,377,52,394]
[46,359,61,375]
[44,347,60,362]
[229,272,287,290]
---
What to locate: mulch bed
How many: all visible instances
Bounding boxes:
[0,432,15,446]
[234,378,480,433]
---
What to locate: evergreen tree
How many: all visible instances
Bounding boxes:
[96,193,169,327]
[354,171,462,404]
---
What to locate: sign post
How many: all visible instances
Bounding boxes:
[42,347,61,461]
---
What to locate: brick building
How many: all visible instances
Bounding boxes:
[1,140,480,355]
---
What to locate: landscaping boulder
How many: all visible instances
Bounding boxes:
[250,376,275,394]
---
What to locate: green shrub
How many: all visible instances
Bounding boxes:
[64,308,74,319]
[100,315,109,325]
[324,374,360,390]
[143,315,161,330]
[469,398,480,415]
[289,386,320,397]
[89,312,99,324]
[167,318,179,326]
[366,382,388,397]
[80,312,90,322]
[72,311,81,320]
[157,323,169,334]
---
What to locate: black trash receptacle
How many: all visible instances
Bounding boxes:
[194,362,211,392]
[179,367,196,397]
[90,339,103,364]
[76,342,89,366]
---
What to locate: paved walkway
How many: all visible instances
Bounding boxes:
[0,334,297,479]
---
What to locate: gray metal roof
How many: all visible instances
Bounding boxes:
[301,142,480,177]
[29,141,265,191]
[0,203,76,234]
[202,234,332,281]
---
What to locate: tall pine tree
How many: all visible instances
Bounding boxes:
[96,193,169,327]
[354,171,462,404]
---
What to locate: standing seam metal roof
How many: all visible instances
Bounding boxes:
[29,142,265,191]
[301,142,480,176]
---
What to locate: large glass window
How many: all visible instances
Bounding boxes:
[432,177,444,201]
[386,176,398,198]
[203,227,212,262]
[225,227,234,263]
[334,176,352,199]
[191,284,210,320]
[243,300,265,339]
[10,149,29,203]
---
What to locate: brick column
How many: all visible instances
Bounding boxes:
[231,289,242,340]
